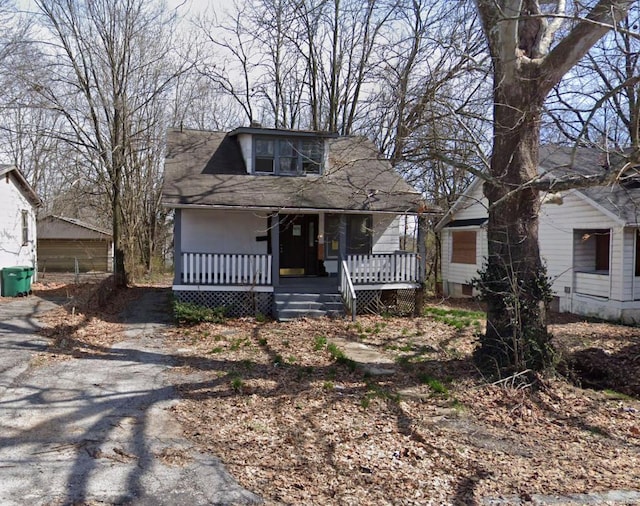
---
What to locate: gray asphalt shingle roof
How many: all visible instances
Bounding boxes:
[538,145,640,225]
[162,128,431,214]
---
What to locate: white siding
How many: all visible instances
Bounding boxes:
[372,215,400,254]
[182,209,269,254]
[442,180,640,320]
[0,175,37,269]
[440,181,487,296]
[622,229,635,301]
[454,182,487,220]
[441,226,486,296]
[539,191,618,301]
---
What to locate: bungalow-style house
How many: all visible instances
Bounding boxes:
[37,215,113,273]
[0,165,41,294]
[437,145,640,323]
[162,126,437,319]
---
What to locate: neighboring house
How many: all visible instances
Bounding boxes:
[0,165,41,291]
[37,216,113,273]
[437,145,640,323]
[162,126,437,319]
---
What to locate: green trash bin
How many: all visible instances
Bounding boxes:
[23,266,34,294]
[1,267,31,297]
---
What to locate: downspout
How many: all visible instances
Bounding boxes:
[173,209,182,285]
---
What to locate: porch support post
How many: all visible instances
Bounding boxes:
[271,212,280,286]
[414,212,428,316]
[173,209,182,285]
[339,214,347,261]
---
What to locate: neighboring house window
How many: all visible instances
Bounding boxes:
[21,210,29,245]
[324,214,372,258]
[595,230,610,272]
[253,136,323,175]
[451,230,476,264]
[575,229,610,273]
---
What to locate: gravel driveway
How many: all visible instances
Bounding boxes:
[0,291,260,505]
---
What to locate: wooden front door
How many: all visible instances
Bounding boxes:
[279,214,318,276]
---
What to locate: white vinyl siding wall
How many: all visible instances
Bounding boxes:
[372,215,400,254]
[0,175,37,269]
[539,191,619,303]
[440,182,487,295]
[182,209,269,255]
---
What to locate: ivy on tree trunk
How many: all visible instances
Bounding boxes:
[474,0,634,376]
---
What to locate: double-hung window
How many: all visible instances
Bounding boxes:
[21,210,29,245]
[254,136,323,175]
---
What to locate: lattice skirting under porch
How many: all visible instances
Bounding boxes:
[356,289,416,315]
[174,290,273,318]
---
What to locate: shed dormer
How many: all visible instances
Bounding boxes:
[229,126,337,176]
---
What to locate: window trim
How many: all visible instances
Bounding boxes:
[21,210,29,246]
[252,136,323,176]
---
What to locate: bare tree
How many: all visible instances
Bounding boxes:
[474,0,635,375]
[544,5,640,151]
[29,0,187,284]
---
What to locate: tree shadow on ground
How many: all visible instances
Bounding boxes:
[10,283,496,504]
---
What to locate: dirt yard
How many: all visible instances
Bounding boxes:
[27,283,640,505]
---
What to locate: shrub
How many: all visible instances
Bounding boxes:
[174,301,226,324]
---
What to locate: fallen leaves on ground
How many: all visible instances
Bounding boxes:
[33,279,142,360]
[19,285,640,504]
[162,303,640,505]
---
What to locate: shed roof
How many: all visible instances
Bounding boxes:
[162,128,435,214]
[37,215,112,240]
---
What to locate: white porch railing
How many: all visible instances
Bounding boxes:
[340,260,357,321]
[346,253,419,284]
[181,253,272,285]
[574,271,610,298]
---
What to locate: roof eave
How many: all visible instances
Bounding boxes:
[162,202,432,215]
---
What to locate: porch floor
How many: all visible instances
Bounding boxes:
[276,276,339,293]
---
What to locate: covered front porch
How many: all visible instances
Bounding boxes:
[172,208,424,319]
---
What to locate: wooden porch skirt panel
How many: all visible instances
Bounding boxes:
[355,289,416,316]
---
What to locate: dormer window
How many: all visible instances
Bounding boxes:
[253,136,323,175]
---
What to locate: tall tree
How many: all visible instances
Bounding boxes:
[31,0,185,284]
[474,0,635,375]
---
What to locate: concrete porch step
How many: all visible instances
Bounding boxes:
[274,290,345,321]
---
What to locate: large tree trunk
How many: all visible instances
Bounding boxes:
[474,68,554,375]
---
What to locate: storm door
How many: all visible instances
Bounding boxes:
[279,214,318,276]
